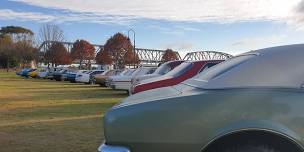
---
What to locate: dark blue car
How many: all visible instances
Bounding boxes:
[19,68,36,77]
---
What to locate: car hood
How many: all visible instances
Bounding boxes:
[136,74,161,81]
[113,86,182,109]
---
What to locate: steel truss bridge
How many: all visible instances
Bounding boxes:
[183,51,233,61]
[39,41,233,65]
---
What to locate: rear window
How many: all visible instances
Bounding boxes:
[166,62,193,77]
[198,55,255,81]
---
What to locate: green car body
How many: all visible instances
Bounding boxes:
[100,44,304,152]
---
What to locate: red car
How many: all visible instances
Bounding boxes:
[131,60,223,94]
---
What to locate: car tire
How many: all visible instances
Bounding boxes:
[222,144,279,152]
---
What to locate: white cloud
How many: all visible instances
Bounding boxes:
[0,9,136,25]
[7,0,301,25]
[0,9,55,22]
[2,0,304,30]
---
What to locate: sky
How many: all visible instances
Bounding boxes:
[1,0,304,57]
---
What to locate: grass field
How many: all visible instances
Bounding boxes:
[0,72,127,152]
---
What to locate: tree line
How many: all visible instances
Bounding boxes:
[0,24,180,70]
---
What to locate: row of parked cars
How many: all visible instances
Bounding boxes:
[17,59,225,95]
[17,44,304,152]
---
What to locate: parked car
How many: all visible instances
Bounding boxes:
[75,70,104,84]
[94,70,122,86]
[131,60,223,94]
[46,68,63,80]
[105,69,136,87]
[67,70,88,83]
[28,70,39,78]
[99,44,304,152]
[38,69,49,78]
[109,67,156,92]
[20,68,36,77]
[131,60,184,87]
[53,69,69,81]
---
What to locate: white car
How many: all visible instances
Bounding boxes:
[105,69,136,87]
[109,67,156,92]
[131,60,184,88]
[75,70,104,84]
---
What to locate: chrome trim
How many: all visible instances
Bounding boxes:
[98,143,130,152]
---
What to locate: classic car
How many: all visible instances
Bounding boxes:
[67,70,88,83]
[105,69,136,87]
[131,60,223,94]
[46,67,63,80]
[38,69,49,78]
[94,70,122,86]
[108,67,156,92]
[20,68,36,77]
[28,70,39,78]
[131,60,184,87]
[53,69,68,81]
[75,70,104,84]
[100,44,304,152]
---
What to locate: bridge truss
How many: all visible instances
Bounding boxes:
[38,41,232,65]
[183,51,233,61]
[38,41,182,65]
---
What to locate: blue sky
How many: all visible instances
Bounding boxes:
[1,0,304,57]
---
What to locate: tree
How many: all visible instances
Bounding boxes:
[14,41,37,67]
[103,32,136,69]
[0,34,14,70]
[124,49,140,65]
[38,24,64,43]
[38,24,65,67]
[161,49,179,62]
[95,49,113,65]
[0,26,34,42]
[0,26,36,70]
[44,42,71,67]
[70,40,95,69]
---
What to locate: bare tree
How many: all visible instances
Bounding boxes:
[39,24,64,43]
[38,24,65,67]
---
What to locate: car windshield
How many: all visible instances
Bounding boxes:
[133,68,155,76]
[166,62,193,77]
[198,55,255,81]
[122,69,135,76]
[153,63,171,75]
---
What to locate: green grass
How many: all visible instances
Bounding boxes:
[0,72,127,152]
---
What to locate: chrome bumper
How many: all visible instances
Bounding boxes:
[98,143,130,152]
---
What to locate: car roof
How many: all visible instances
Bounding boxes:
[189,44,304,89]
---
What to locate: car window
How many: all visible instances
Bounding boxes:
[147,68,156,74]
[91,71,103,75]
[199,63,218,73]
[198,55,255,81]
[166,62,193,77]
[153,64,171,75]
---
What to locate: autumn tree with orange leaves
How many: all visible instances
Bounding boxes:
[161,49,179,62]
[95,48,112,65]
[101,33,138,69]
[44,42,71,67]
[124,49,140,65]
[70,39,95,69]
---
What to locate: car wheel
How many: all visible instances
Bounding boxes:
[223,144,279,152]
